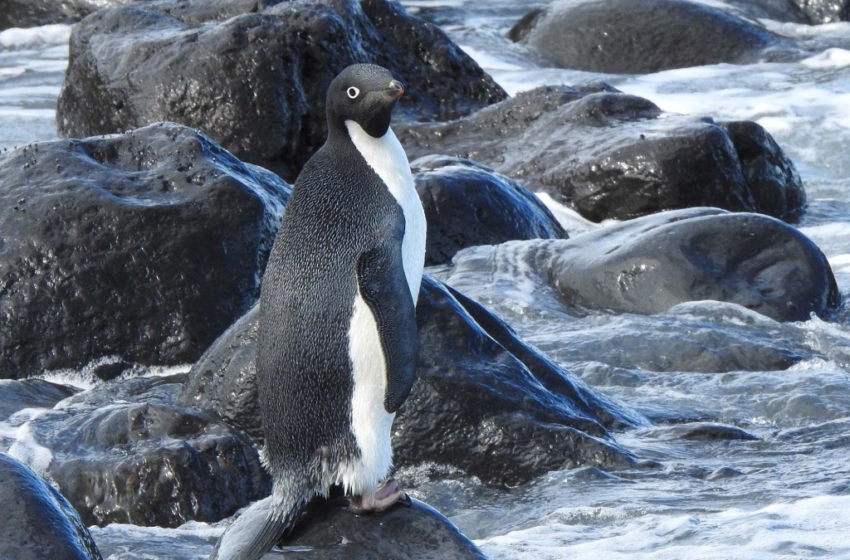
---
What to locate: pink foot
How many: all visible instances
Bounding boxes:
[348,478,409,514]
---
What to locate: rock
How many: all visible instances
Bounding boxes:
[180,306,263,442]
[396,85,806,223]
[412,156,567,266]
[0,453,102,560]
[0,379,78,420]
[508,0,796,73]
[678,423,759,441]
[23,373,271,527]
[260,498,486,559]
[718,120,805,221]
[180,276,639,487]
[0,0,132,30]
[0,122,289,379]
[447,208,840,323]
[56,0,507,181]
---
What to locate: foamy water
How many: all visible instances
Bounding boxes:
[1,1,850,558]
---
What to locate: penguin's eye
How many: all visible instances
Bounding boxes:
[347,87,360,100]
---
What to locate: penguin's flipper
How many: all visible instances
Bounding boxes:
[356,241,418,413]
[210,496,295,560]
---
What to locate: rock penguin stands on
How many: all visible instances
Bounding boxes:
[210,64,426,559]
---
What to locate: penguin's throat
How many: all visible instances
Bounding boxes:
[344,120,426,302]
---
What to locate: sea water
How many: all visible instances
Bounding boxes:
[2,1,850,558]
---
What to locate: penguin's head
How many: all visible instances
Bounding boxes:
[326,64,405,139]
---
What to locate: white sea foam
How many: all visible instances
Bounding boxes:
[478,494,850,560]
[533,192,601,235]
[0,24,72,49]
[5,409,53,480]
[801,48,850,69]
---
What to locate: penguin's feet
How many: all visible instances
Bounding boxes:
[348,478,409,514]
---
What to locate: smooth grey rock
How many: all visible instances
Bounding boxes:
[0,122,289,379]
[509,0,797,73]
[448,208,840,323]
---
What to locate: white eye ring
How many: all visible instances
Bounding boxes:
[347,86,360,99]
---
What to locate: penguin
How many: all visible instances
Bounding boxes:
[210,63,426,560]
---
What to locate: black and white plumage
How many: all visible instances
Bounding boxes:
[210,64,425,560]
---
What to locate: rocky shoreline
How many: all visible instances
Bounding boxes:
[0,0,846,558]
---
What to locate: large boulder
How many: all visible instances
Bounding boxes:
[412,156,567,266]
[180,276,639,487]
[508,0,796,73]
[397,85,806,223]
[447,208,841,323]
[0,0,133,30]
[0,122,289,379]
[21,373,271,527]
[0,453,102,560]
[56,0,507,181]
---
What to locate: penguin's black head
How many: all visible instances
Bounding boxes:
[326,64,404,139]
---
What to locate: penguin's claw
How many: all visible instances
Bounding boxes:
[349,478,409,514]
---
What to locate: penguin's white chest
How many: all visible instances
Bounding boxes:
[345,121,426,302]
[335,121,425,496]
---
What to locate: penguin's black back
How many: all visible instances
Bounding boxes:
[257,133,404,479]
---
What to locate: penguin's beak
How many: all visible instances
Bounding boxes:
[386,79,405,99]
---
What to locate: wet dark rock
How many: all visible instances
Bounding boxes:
[260,498,486,559]
[448,208,840,323]
[412,156,567,266]
[397,86,806,223]
[0,0,133,30]
[57,0,506,181]
[678,423,759,441]
[25,374,270,527]
[508,0,796,73]
[0,122,289,379]
[180,276,639,487]
[180,307,262,442]
[0,379,78,420]
[0,453,102,560]
[718,120,806,221]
